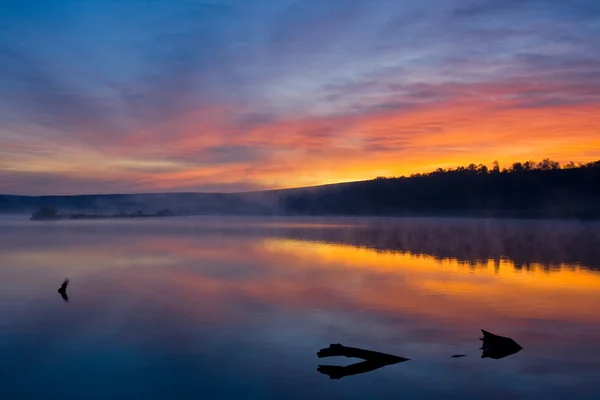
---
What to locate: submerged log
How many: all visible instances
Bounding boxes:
[317,343,410,363]
[480,329,523,359]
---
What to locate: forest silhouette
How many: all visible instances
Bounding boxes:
[281,159,600,219]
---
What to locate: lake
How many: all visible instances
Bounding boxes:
[1,216,600,399]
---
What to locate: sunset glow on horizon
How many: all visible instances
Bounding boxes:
[1,0,599,195]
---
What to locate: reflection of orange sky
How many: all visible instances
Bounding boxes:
[91,235,600,324]
[254,239,600,322]
[5,234,600,327]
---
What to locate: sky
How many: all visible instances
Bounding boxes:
[0,0,599,195]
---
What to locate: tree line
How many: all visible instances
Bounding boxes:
[375,159,600,180]
[280,159,600,219]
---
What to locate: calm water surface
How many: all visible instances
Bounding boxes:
[1,216,600,399]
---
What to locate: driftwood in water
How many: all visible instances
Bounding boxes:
[317,343,409,363]
[316,344,409,380]
[480,329,523,359]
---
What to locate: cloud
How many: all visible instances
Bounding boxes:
[0,0,599,194]
[453,0,600,20]
[0,44,127,140]
[168,145,268,166]
[0,168,264,196]
[0,170,142,196]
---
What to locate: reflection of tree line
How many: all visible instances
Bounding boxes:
[265,219,600,270]
[281,159,600,219]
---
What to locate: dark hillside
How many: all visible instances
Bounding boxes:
[279,160,600,219]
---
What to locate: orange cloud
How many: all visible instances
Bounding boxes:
[4,78,599,194]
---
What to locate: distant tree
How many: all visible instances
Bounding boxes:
[30,206,59,220]
[537,158,561,170]
[492,161,500,174]
[523,160,535,171]
[511,162,524,173]
[156,209,174,217]
[587,160,600,168]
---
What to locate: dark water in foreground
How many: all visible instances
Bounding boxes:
[1,216,600,399]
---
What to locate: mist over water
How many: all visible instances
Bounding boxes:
[1,216,600,399]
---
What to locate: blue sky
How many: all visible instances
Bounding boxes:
[1,0,599,194]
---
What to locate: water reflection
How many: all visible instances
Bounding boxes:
[1,216,600,399]
[261,238,600,323]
